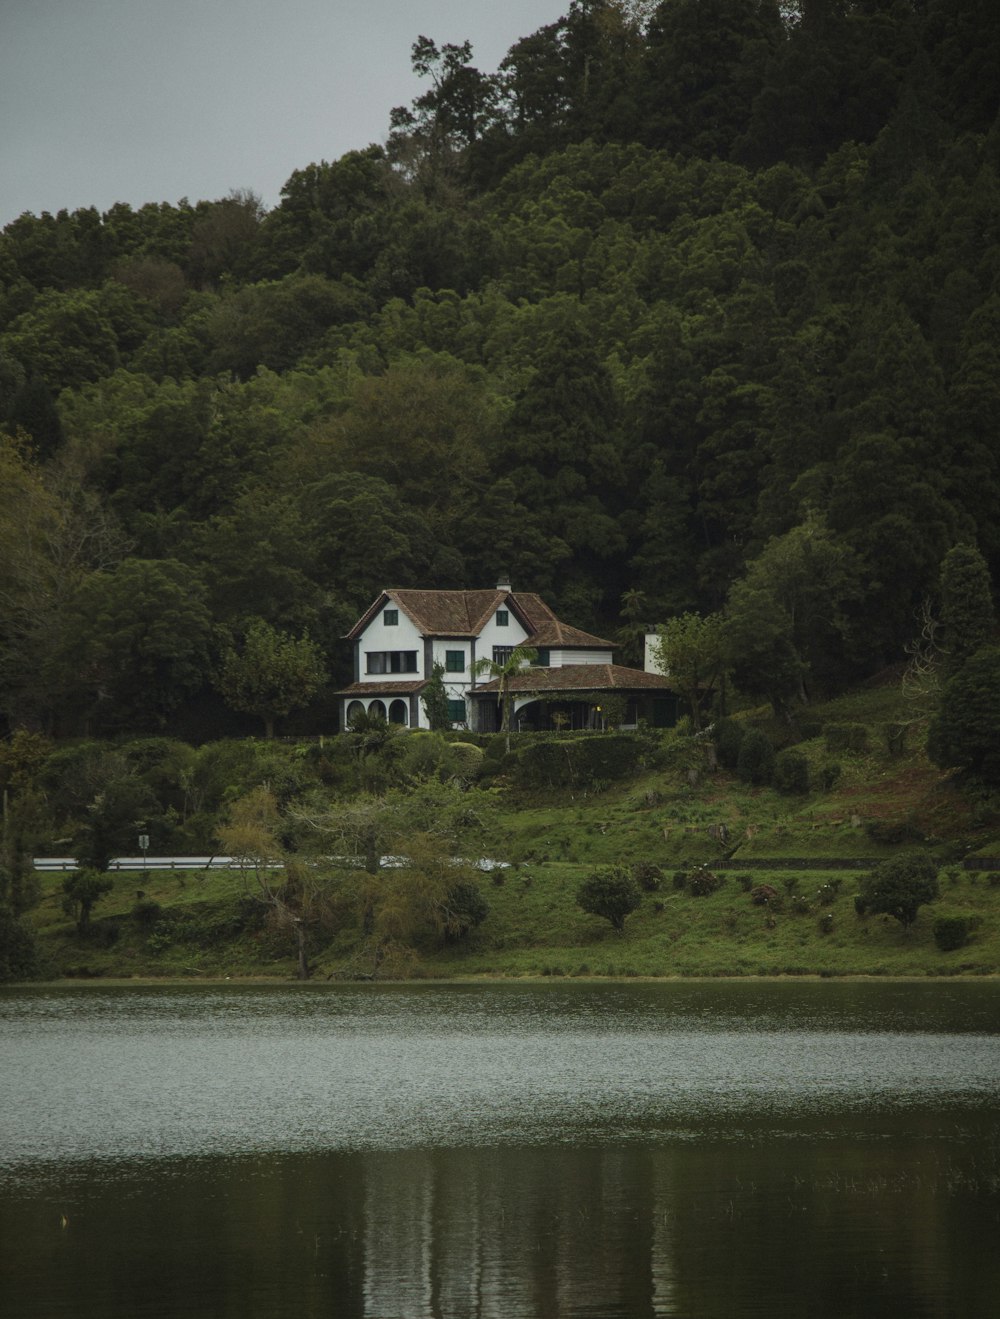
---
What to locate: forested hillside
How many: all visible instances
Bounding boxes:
[2,0,999,739]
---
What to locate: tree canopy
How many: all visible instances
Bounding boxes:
[1,1,997,736]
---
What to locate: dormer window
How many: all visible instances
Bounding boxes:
[384,609,398,626]
[496,609,509,627]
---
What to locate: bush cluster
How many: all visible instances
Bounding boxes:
[823,723,869,753]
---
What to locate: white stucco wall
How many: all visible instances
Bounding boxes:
[360,607,424,681]
[547,648,613,667]
[475,605,530,659]
[645,632,667,674]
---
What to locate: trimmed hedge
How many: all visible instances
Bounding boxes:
[513,734,652,790]
[823,723,869,753]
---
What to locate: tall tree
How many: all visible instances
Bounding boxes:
[724,515,858,716]
[938,543,995,676]
[928,646,1000,785]
[216,619,326,738]
[651,612,725,731]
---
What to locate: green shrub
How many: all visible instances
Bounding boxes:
[856,853,939,928]
[823,723,869,753]
[735,872,755,891]
[737,729,775,785]
[884,722,908,757]
[819,762,842,789]
[688,867,723,897]
[442,883,490,941]
[714,718,744,770]
[750,883,779,906]
[933,913,980,952]
[448,742,485,781]
[818,911,834,934]
[774,749,810,794]
[576,866,642,933]
[131,898,163,929]
[632,862,664,892]
[0,902,40,982]
[580,870,641,933]
[672,870,688,890]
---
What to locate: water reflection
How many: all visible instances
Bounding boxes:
[4,1138,998,1319]
[1,981,999,1318]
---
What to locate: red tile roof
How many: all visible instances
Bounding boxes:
[473,664,676,694]
[335,680,428,697]
[345,588,614,648]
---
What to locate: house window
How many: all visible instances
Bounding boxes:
[447,699,466,724]
[496,609,509,627]
[366,651,418,674]
[383,609,398,626]
[445,650,465,672]
[493,645,515,665]
[532,648,550,667]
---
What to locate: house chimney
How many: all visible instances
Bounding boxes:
[496,572,512,593]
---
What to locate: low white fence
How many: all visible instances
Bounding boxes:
[33,856,243,872]
[34,854,511,873]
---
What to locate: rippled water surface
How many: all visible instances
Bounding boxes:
[2,980,999,1317]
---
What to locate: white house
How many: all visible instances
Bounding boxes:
[337,582,680,732]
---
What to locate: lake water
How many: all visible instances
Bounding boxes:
[1,980,998,1318]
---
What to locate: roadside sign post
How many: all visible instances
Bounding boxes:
[139,833,149,875]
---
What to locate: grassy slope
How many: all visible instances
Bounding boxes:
[28,683,1000,980]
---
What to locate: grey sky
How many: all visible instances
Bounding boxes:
[0,0,570,229]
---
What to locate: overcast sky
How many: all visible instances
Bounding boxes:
[0,0,571,229]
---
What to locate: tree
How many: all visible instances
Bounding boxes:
[218,786,317,979]
[472,645,537,752]
[927,645,1000,785]
[0,902,40,980]
[388,35,496,185]
[724,515,858,717]
[651,612,725,731]
[52,558,214,732]
[216,618,326,738]
[62,869,114,935]
[576,865,642,933]
[856,854,939,930]
[939,543,995,676]
[421,662,452,731]
[294,781,496,972]
[69,749,156,875]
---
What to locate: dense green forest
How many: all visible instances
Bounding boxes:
[2,0,1000,742]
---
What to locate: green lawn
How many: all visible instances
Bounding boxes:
[25,681,1000,981]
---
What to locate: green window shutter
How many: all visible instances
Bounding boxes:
[445,650,465,672]
[447,699,466,723]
